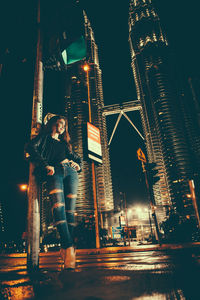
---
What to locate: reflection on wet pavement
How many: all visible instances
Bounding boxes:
[1,285,34,300]
[1,278,30,286]
[133,290,186,300]
[0,249,200,299]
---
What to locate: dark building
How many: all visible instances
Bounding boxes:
[128,0,200,221]
[64,12,114,225]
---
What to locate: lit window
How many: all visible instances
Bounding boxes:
[140,11,146,19]
[139,38,144,47]
[159,34,164,42]
[153,32,157,42]
[146,9,150,16]
[146,36,152,43]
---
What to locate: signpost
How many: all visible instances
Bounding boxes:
[84,64,100,249]
[27,0,43,271]
[137,148,161,245]
[137,148,147,163]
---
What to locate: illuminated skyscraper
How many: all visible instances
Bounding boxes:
[128,0,200,220]
[64,12,114,223]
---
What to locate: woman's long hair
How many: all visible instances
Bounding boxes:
[42,115,72,152]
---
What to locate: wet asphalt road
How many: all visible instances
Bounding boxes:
[0,248,200,300]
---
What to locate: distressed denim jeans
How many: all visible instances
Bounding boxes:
[46,163,79,249]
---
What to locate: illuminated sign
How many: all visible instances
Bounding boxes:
[137,148,147,163]
[120,215,126,226]
[87,122,102,163]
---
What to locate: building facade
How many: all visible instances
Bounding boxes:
[64,12,114,224]
[128,0,200,221]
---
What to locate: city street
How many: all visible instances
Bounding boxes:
[0,246,200,299]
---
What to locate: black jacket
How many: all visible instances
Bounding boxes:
[25,134,82,172]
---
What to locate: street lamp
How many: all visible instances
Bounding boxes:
[134,206,153,242]
[136,207,142,216]
[83,64,89,72]
[83,64,92,123]
[83,62,100,249]
[19,184,28,192]
[128,209,132,215]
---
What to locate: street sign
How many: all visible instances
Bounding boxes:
[120,215,126,226]
[112,226,123,239]
[87,122,102,163]
[137,148,147,163]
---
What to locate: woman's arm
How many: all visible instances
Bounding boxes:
[25,135,49,169]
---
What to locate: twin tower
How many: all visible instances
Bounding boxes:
[62,1,200,225]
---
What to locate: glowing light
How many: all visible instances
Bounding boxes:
[83,64,89,72]
[186,194,192,198]
[19,184,28,191]
[136,207,142,214]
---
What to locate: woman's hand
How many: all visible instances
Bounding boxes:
[60,158,70,164]
[46,165,55,176]
[69,160,81,171]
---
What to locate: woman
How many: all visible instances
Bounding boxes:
[25,115,82,269]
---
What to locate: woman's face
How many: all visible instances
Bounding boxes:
[55,118,66,135]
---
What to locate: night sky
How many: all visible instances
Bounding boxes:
[1,0,200,239]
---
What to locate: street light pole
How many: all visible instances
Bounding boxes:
[124,192,130,246]
[147,206,153,238]
[84,64,100,249]
[142,161,161,245]
[27,0,43,271]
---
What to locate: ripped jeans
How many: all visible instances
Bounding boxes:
[46,163,79,249]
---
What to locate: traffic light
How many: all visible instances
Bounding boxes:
[146,162,160,186]
[42,0,87,70]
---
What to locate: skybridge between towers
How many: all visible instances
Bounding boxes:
[103,100,144,145]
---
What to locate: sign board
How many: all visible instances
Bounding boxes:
[87,122,102,163]
[120,215,126,226]
[112,226,123,239]
[137,148,146,163]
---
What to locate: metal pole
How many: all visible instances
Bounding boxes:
[124,192,130,246]
[142,162,161,245]
[27,0,43,271]
[86,68,100,249]
[189,180,200,228]
[148,206,153,238]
